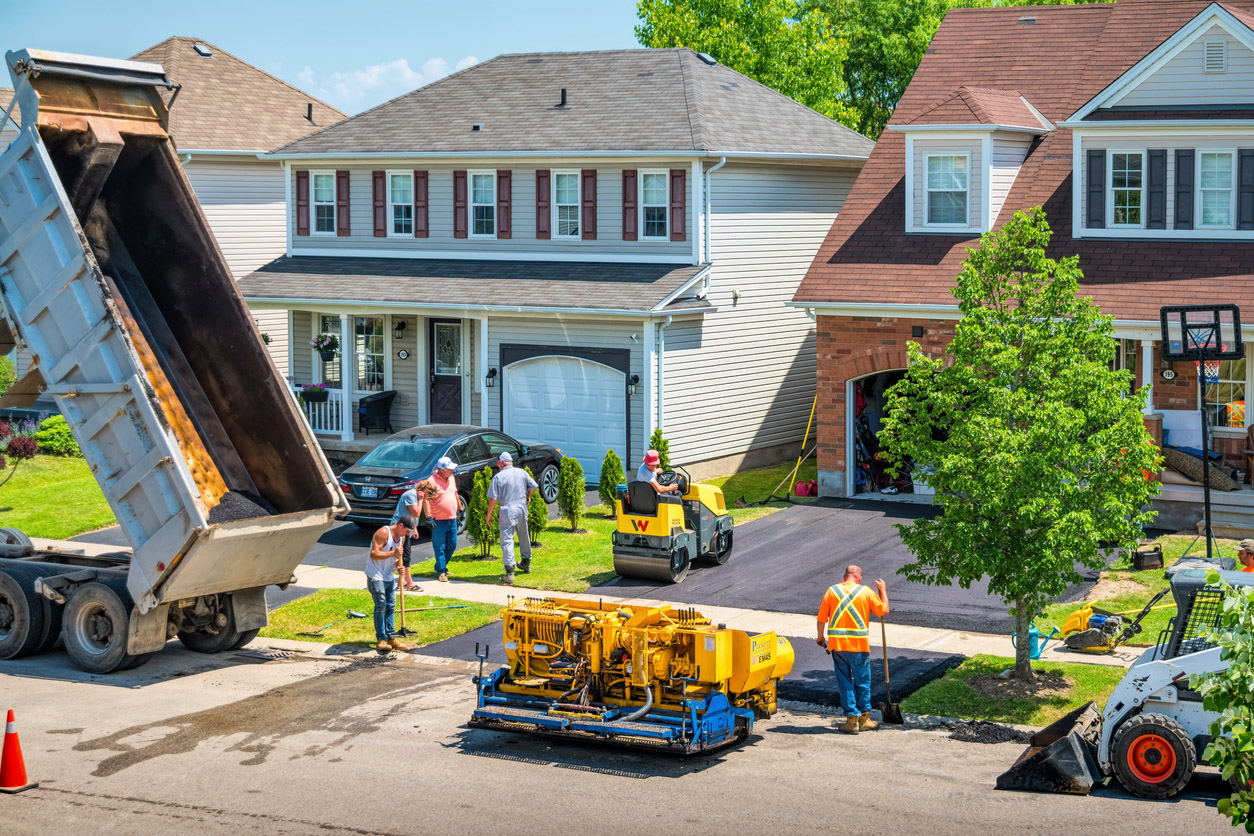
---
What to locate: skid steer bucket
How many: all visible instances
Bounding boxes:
[996,701,1103,794]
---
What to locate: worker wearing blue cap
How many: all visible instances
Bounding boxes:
[486,451,538,584]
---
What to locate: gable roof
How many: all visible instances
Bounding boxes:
[794,0,1254,322]
[273,48,873,159]
[131,37,345,152]
[907,87,1052,131]
[0,87,19,133]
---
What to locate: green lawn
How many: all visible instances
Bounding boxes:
[900,654,1128,726]
[0,454,113,540]
[259,588,500,648]
[1034,533,1236,647]
[706,458,819,525]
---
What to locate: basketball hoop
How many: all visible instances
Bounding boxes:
[1196,358,1221,386]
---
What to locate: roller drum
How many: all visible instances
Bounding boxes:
[613,549,690,583]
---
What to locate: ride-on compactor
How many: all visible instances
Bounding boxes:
[998,567,1254,798]
[469,597,794,753]
[612,466,733,583]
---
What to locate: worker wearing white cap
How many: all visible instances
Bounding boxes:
[486,451,538,584]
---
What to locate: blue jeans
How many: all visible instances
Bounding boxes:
[831,650,872,718]
[368,578,396,641]
[431,518,457,574]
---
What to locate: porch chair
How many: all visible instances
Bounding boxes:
[357,390,396,436]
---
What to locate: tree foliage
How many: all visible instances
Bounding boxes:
[1192,572,1254,831]
[33,415,81,457]
[525,466,548,545]
[557,456,586,532]
[466,468,498,558]
[876,208,1160,680]
[0,420,38,488]
[598,449,626,515]
[648,428,672,470]
[0,356,15,397]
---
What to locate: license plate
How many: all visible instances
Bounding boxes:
[359,486,379,498]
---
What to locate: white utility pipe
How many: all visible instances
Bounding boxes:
[703,155,727,295]
[657,315,673,430]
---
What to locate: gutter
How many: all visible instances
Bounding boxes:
[702,155,727,294]
[264,149,871,163]
[242,295,712,318]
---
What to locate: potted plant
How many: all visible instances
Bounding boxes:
[310,333,339,362]
[299,383,330,403]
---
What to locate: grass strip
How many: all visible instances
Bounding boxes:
[0,454,114,540]
[260,588,500,648]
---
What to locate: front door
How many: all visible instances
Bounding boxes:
[429,319,463,423]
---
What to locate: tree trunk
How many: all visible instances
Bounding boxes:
[1013,597,1036,681]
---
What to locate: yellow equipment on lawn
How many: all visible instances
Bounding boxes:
[469,596,794,753]
[612,465,733,583]
[1059,589,1173,653]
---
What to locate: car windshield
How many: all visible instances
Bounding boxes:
[356,439,445,470]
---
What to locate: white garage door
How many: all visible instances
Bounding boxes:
[504,356,626,483]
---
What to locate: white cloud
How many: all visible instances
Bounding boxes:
[455,55,479,71]
[298,55,478,113]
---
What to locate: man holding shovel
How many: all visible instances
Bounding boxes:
[817,565,888,735]
[367,515,418,653]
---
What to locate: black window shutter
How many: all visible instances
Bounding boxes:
[1240,149,1254,230]
[1175,149,1194,230]
[1086,149,1105,229]
[1147,150,1166,229]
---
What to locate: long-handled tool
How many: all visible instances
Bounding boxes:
[395,573,416,637]
[878,616,904,725]
[402,604,468,614]
[298,610,368,636]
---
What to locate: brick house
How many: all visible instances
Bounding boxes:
[792,0,1254,528]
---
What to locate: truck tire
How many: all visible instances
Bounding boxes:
[15,563,65,655]
[229,629,260,651]
[63,581,140,674]
[177,599,241,654]
[1112,713,1196,799]
[0,568,45,659]
[0,528,34,551]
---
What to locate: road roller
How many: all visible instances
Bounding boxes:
[470,596,793,753]
[611,466,733,583]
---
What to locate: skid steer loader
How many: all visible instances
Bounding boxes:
[611,466,733,583]
[998,567,1254,799]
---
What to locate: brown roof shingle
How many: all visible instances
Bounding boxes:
[909,87,1049,129]
[794,0,1254,322]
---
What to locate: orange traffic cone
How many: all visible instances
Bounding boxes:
[0,710,37,793]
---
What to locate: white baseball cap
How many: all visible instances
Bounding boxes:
[498,451,513,463]
[436,456,455,470]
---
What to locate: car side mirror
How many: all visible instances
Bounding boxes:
[520,445,530,456]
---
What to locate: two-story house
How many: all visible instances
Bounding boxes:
[792,0,1254,528]
[243,48,872,481]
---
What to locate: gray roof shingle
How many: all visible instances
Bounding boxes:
[273,48,872,158]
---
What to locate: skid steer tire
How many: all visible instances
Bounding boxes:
[1112,713,1196,799]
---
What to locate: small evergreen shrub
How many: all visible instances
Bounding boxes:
[598,449,625,515]
[557,457,586,532]
[34,415,81,457]
[525,467,548,545]
[648,428,671,469]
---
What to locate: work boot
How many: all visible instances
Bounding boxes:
[438,572,448,582]
[519,559,531,574]
[839,715,861,735]
[387,637,413,651]
[504,572,515,584]
[376,640,394,653]
[860,712,879,731]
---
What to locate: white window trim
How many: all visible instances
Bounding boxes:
[923,152,971,229]
[386,170,414,239]
[468,169,496,239]
[351,314,392,397]
[1197,148,1236,230]
[551,169,581,241]
[1107,150,1146,230]
[310,169,337,236]
[639,169,670,240]
[1203,354,1248,432]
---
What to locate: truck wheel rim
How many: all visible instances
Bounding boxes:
[74,602,114,656]
[0,597,13,639]
[1128,734,1175,783]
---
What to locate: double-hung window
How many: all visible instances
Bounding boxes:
[389,172,413,236]
[1199,151,1234,228]
[641,171,669,239]
[1109,152,1144,227]
[312,172,336,234]
[354,316,385,393]
[925,154,967,226]
[1204,358,1247,428]
[553,171,580,238]
[471,172,495,236]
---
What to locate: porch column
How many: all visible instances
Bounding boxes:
[478,313,489,426]
[1141,340,1155,414]
[339,315,353,441]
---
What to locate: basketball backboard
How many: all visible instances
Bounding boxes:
[1160,305,1243,361]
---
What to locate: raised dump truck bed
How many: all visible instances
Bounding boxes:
[0,49,348,672]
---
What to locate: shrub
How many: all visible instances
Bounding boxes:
[598,449,625,515]
[466,468,497,558]
[557,456,586,532]
[0,421,38,487]
[34,415,80,457]
[648,428,671,469]
[0,356,14,397]
[525,467,547,545]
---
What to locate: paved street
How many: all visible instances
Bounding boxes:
[0,644,1233,836]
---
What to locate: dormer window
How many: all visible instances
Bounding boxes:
[926,154,968,226]
[1199,151,1234,227]
[1109,152,1144,227]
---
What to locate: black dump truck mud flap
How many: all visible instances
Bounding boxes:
[996,701,1103,794]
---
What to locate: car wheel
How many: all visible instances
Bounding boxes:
[539,464,560,504]
[457,495,469,534]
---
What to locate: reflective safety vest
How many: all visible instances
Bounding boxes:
[818,581,887,653]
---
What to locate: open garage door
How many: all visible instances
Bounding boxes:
[504,356,626,483]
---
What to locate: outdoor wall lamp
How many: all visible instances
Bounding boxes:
[393,320,408,341]
[628,373,640,395]
[485,367,498,388]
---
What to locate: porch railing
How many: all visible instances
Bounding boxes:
[288,384,346,435]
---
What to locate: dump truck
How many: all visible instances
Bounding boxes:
[0,49,348,673]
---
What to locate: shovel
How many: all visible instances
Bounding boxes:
[879,616,904,725]
[299,610,368,636]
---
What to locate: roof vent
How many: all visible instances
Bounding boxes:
[1205,39,1226,73]
[306,103,313,122]
[556,88,567,108]
[471,123,483,132]
[1018,15,1036,25]
[193,42,213,57]
[696,52,718,66]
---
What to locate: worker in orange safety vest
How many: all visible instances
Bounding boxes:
[1239,539,1254,572]
[816,565,889,735]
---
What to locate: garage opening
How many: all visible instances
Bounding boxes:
[850,370,926,498]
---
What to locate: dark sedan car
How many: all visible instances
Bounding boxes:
[336,424,563,531]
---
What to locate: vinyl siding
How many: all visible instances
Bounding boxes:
[990,133,1032,224]
[1115,25,1254,108]
[184,157,287,278]
[251,309,289,377]
[661,162,859,464]
[912,139,983,231]
[289,160,694,261]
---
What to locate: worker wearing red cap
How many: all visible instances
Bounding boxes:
[637,449,680,494]
[817,565,888,735]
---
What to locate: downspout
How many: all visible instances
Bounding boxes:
[656,315,673,431]
[805,307,816,322]
[702,155,727,297]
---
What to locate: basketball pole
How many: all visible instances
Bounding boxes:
[1198,341,1214,560]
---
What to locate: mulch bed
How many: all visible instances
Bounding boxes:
[967,670,1070,700]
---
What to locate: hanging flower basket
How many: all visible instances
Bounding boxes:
[300,383,330,403]
[310,333,339,364]
[318,349,336,362]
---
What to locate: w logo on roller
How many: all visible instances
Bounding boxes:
[0,709,37,793]
[631,520,650,532]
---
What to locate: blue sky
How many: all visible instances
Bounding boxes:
[4,1,642,113]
